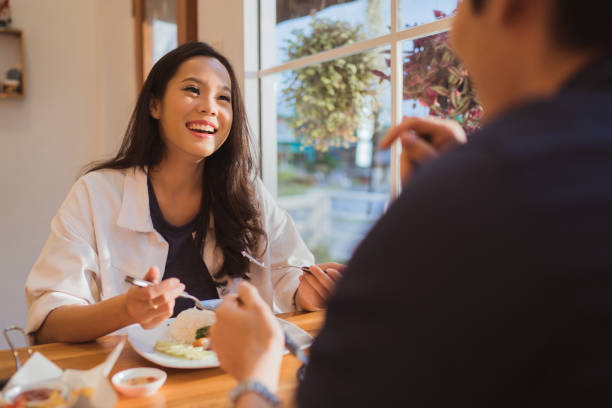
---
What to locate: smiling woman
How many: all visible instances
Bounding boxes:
[149,57,233,161]
[24,42,341,345]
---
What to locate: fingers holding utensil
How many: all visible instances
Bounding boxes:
[311,262,344,283]
[124,266,185,329]
[380,116,467,185]
[297,263,345,310]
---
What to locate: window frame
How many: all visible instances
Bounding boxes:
[252,0,454,200]
[132,0,198,89]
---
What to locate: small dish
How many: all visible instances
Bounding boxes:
[111,367,166,397]
[2,378,71,405]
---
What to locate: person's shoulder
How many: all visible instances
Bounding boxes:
[473,88,612,157]
[390,129,523,231]
[406,136,509,199]
[59,167,145,218]
[74,167,138,199]
[75,169,128,188]
[396,88,612,225]
[464,89,612,190]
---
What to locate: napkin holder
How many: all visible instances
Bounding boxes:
[3,326,33,372]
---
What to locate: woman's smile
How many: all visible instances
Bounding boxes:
[186,120,218,138]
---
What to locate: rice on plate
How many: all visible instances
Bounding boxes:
[169,308,216,343]
[154,308,216,360]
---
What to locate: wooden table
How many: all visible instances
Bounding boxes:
[0,311,325,407]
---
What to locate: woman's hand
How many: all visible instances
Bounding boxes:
[296,262,345,311]
[123,266,185,329]
[210,281,284,392]
[380,116,467,185]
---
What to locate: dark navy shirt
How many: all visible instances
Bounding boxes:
[147,177,218,316]
[299,55,612,407]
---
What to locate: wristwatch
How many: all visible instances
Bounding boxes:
[227,379,280,407]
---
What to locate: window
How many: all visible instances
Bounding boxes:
[256,0,479,263]
[133,0,197,87]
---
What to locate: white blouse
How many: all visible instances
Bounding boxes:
[25,167,314,334]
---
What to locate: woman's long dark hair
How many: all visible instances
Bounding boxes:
[85,42,266,282]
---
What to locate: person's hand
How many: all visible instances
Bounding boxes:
[379,116,466,184]
[123,266,185,329]
[209,281,284,392]
[296,262,345,311]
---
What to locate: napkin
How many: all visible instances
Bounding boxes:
[3,339,125,407]
[4,352,63,389]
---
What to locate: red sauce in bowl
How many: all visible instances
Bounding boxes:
[123,376,157,386]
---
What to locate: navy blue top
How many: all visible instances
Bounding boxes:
[147,177,218,316]
[298,54,612,407]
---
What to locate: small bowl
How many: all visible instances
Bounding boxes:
[111,367,166,397]
[2,379,72,405]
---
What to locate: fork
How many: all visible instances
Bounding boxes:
[271,264,311,272]
[124,275,210,311]
[241,250,314,274]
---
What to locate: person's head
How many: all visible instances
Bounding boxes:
[149,54,233,162]
[88,42,266,281]
[451,0,612,119]
[108,41,249,169]
[464,0,612,52]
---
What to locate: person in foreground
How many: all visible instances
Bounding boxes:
[209,0,612,406]
[26,42,343,344]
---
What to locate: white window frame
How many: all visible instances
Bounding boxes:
[246,0,453,200]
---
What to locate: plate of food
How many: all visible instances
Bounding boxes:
[127,304,314,369]
[127,308,219,369]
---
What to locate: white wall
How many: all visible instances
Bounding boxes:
[0,0,135,336]
[198,0,246,87]
[197,0,267,191]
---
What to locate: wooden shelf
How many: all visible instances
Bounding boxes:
[0,92,22,99]
[0,28,25,98]
[0,27,22,35]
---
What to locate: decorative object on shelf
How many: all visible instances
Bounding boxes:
[0,0,11,28]
[3,67,20,94]
[0,28,25,98]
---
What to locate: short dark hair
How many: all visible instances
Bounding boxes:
[469,0,612,51]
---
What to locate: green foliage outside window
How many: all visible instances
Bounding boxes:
[282,17,380,151]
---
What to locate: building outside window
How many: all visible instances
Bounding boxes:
[255,0,481,262]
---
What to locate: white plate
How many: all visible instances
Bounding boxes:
[127,300,314,369]
[127,318,219,369]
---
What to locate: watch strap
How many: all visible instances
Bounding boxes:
[227,379,280,407]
